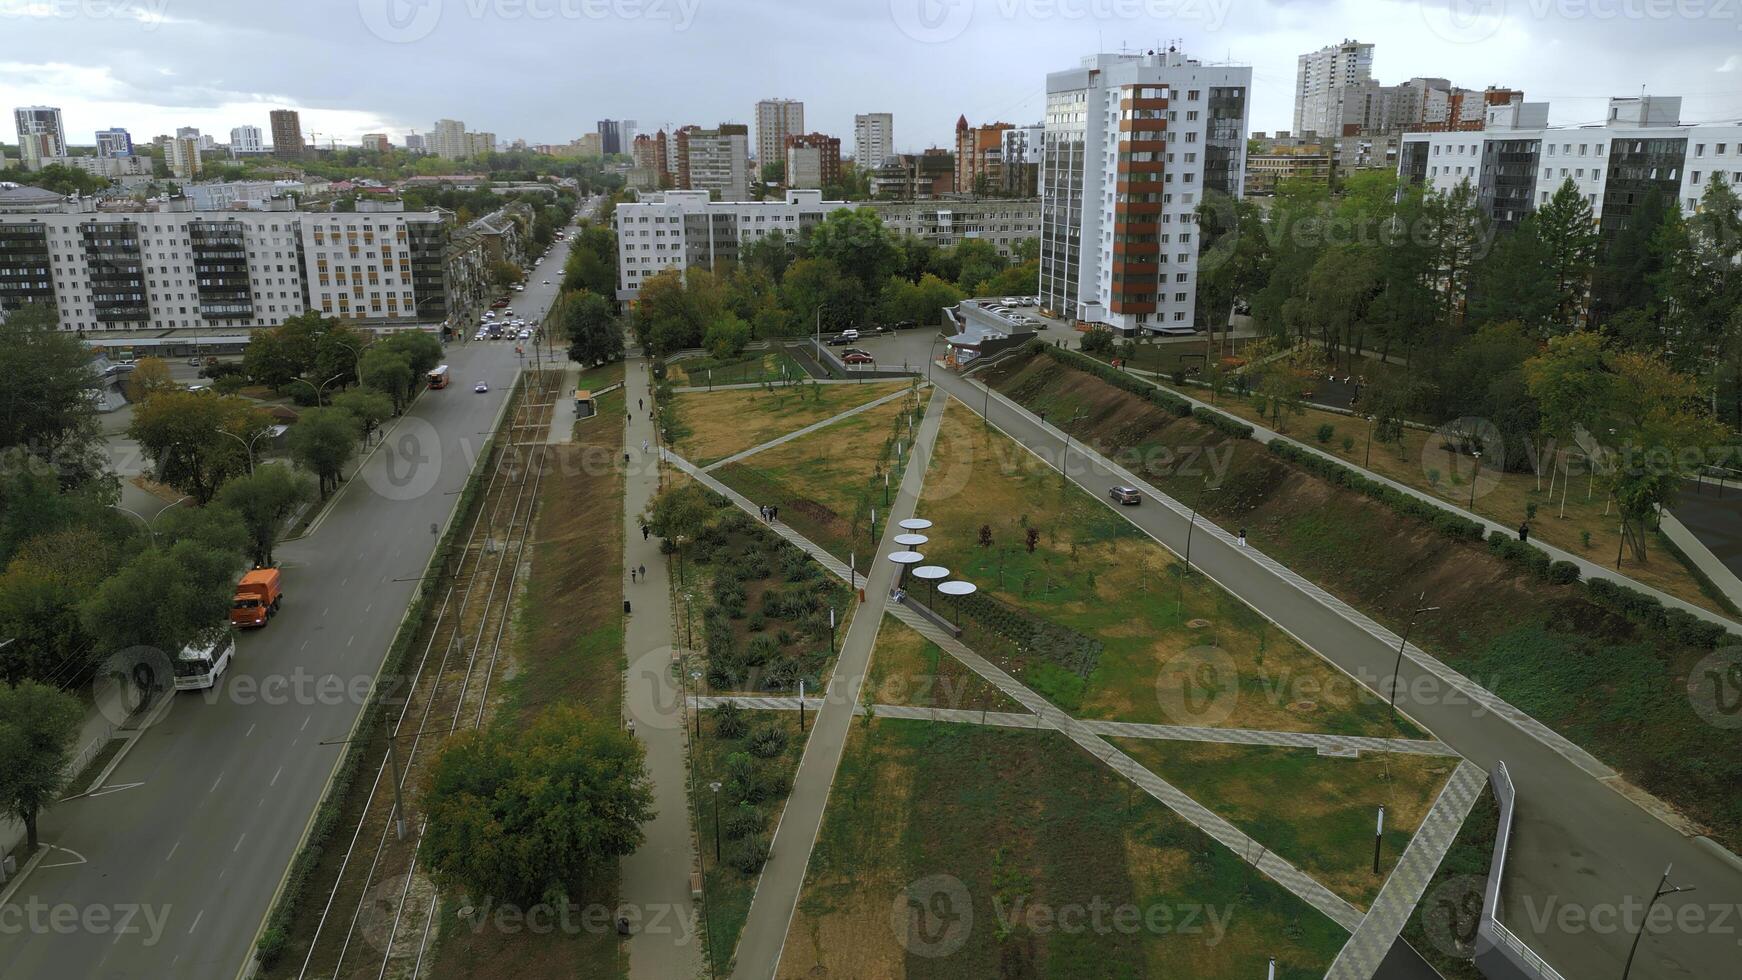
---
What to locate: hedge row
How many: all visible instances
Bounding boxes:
[956,588,1103,678]
[255,430,504,970]
[1028,341,1254,439]
[1486,530,1578,585]
[1265,440,1486,543]
[1585,577,1739,649]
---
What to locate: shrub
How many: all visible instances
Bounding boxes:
[747,611,766,632]
[1316,423,1335,444]
[712,701,747,739]
[1548,561,1581,585]
[728,836,770,874]
[745,634,781,667]
[723,803,763,841]
[748,725,789,759]
[1341,435,1355,452]
[1191,406,1254,439]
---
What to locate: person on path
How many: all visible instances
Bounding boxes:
[642,525,650,541]
[1237,528,1247,547]
[639,563,646,580]
[638,397,644,410]
[627,718,635,736]
[643,438,649,454]
[1518,521,1530,543]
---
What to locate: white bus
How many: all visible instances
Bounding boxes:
[174,627,237,691]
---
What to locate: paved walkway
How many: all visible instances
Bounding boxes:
[694,697,1453,757]
[669,391,947,980]
[544,364,581,444]
[1661,505,1742,611]
[1325,760,1488,979]
[700,384,918,473]
[1097,361,1740,630]
[619,358,704,980]
[887,603,1366,933]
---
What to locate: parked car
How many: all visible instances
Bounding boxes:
[893,318,917,330]
[843,351,875,365]
[541,279,551,285]
[1001,296,1026,306]
[474,382,489,393]
[826,334,854,347]
[1109,485,1142,506]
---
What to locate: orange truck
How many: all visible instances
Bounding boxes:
[231,568,283,628]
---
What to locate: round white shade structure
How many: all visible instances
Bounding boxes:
[887,551,925,565]
[898,518,933,530]
[893,533,929,546]
[912,565,949,581]
[937,581,978,597]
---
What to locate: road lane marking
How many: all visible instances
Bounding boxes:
[233,832,246,853]
[270,765,283,786]
[301,714,311,731]
[301,640,309,651]
[188,910,203,934]
[245,723,255,738]
[208,773,223,794]
[348,634,355,648]
[165,840,179,861]
[40,845,87,869]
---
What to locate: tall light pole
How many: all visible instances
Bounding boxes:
[290,372,345,407]
[1184,481,1220,569]
[214,426,271,476]
[1388,592,1440,723]
[1622,865,1694,980]
[1468,450,1482,511]
[110,495,190,546]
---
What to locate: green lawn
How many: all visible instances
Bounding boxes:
[779,719,1347,979]
[865,613,1023,713]
[668,380,912,466]
[713,389,924,563]
[915,398,1418,738]
[666,350,807,388]
[1117,740,1458,908]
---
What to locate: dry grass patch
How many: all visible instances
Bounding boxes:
[671,381,910,466]
[865,613,1023,713]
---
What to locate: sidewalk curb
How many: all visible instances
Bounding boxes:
[0,845,48,907]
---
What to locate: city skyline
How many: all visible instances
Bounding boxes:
[5,0,1741,157]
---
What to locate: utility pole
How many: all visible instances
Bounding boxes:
[383,715,407,839]
[1388,593,1439,723]
[1622,865,1695,980]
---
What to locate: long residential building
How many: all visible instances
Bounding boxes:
[1398,95,1742,235]
[614,189,844,300]
[1040,50,1251,333]
[868,198,1040,258]
[0,196,454,332]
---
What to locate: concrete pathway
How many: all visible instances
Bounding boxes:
[544,364,580,444]
[619,358,704,980]
[700,384,918,473]
[669,391,947,980]
[1325,760,1488,979]
[693,697,1454,757]
[887,603,1366,933]
[1660,507,1742,611]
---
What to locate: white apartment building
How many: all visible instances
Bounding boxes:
[230,125,265,154]
[429,119,472,160]
[13,106,65,171]
[1040,50,1251,333]
[186,180,309,211]
[168,136,203,179]
[1295,41,1373,139]
[0,202,452,332]
[1399,96,1742,236]
[614,189,846,301]
[854,112,895,168]
[755,98,804,165]
[42,155,150,178]
[868,198,1040,258]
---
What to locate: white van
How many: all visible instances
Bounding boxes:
[174,627,236,691]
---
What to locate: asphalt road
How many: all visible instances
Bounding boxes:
[0,202,594,980]
[859,330,1742,980]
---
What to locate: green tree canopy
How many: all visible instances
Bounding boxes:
[419,704,653,906]
[0,681,83,849]
[216,466,316,566]
[0,303,103,484]
[288,407,362,497]
[127,392,270,504]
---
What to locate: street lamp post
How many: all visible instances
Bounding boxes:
[709,781,722,861]
[691,669,704,742]
[214,426,271,476]
[1468,450,1482,511]
[290,372,345,407]
[1388,592,1440,723]
[1184,480,1220,569]
[110,495,191,546]
[1622,865,1694,980]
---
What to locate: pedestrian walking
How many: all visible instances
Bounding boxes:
[642,438,649,454]
[627,718,635,736]
[639,563,646,580]
[629,568,636,583]
[623,451,630,465]
[638,397,644,410]
[642,525,650,541]
[1237,527,1247,547]
[1518,521,1530,543]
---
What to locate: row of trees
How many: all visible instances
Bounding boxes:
[627,207,1039,356]
[1187,171,1742,562]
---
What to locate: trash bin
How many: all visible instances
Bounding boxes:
[623,599,632,615]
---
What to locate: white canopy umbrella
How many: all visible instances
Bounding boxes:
[893,533,929,547]
[898,518,934,531]
[938,579,977,619]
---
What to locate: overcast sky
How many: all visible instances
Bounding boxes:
[4,0,1740,155]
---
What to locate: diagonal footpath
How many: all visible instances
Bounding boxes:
[1325,760,1488,979]
[694,697,1455,756]
[888,604,1366,933]
[700,383,920,473]
[672,408,1367,940]
[676,388,947,980]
